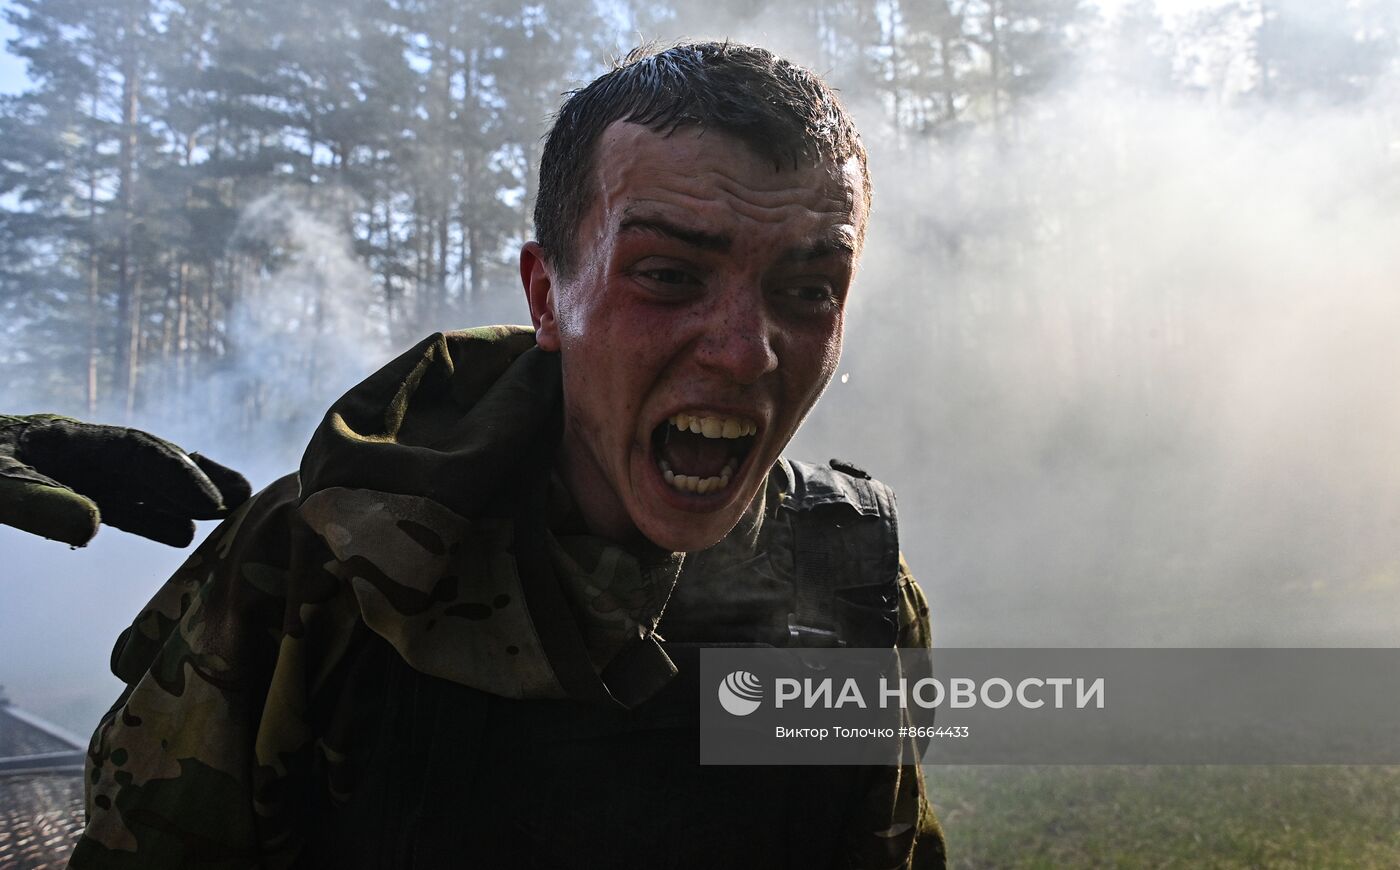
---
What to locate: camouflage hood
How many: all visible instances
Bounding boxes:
[74,326,683,867]
[296,325,683,703]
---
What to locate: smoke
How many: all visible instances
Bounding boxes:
[0,189,398,730]
[665,0,1400,648]
[794,72,1400,647]
[139,189,394,481]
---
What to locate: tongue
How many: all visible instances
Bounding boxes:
[660,429,733,478]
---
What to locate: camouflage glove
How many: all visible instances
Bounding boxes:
[0,414,252,547]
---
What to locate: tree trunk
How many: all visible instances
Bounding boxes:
[940,28,958,124]
[114,3,143,419]
[85,90,101,416]
[988,0,1003,133]
[888,8,903,144]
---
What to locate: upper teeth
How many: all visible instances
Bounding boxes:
[669,413,757,439]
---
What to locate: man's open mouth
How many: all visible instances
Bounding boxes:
[651,412,758,495]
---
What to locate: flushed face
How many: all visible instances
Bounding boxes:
[522,121,866,552]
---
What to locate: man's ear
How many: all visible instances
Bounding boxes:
[519,241,561,352]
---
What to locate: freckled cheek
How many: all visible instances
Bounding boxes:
[784,330,843,388]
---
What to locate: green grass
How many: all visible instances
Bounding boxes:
[929,766,1400,868]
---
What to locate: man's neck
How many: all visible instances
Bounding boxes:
[551,441,655,550]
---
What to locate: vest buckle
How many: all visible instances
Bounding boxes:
[787,613,846,648]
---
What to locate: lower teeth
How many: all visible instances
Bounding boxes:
[659,458,737,494]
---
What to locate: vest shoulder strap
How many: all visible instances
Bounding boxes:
[779,458,901,648]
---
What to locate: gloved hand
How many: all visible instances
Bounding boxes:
[0,414,252,547]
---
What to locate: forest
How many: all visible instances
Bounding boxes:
[1,0,1393,441]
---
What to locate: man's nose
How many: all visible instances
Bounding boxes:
[694,285,780,384]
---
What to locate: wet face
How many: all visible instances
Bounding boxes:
[521,121,866,552]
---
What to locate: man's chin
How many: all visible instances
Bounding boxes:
[633,500,749,554]
[635,517,732,554]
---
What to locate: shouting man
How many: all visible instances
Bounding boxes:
[72,42,945,869]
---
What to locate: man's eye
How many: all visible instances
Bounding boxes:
[781,285,837,305]
[638,268,697,286]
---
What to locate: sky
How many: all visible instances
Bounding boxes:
[0,11,21,94]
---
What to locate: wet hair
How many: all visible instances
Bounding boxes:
[534,41,871,277]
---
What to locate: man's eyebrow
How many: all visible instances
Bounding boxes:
[618,210,856,262]
[618,214,732,252]
[779,235,856,263]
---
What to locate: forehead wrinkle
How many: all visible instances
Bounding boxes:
[622,191,856,235]
[618,207,734,252]
[606,158,852,211]
[593,134,864,248]
[598,121,863,204]
[697,168,854,210]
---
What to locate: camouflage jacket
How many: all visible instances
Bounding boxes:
[71,326,944,869]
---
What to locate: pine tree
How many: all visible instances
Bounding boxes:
[964,0,1090,133]
[1254,0,1391,104]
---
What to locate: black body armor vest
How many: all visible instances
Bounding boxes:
[303,459,901,869]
